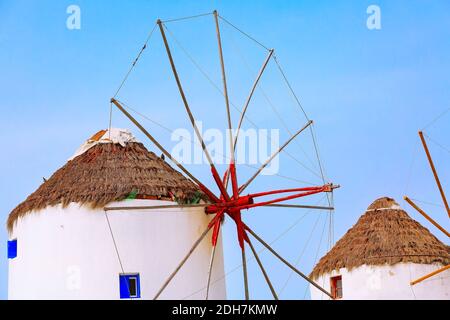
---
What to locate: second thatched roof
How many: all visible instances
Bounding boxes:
[8,129,203,232]
[310,197,450,279]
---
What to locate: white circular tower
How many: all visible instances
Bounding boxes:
[310,197,449,300]
[7,129,226,299]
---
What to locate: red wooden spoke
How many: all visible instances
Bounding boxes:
[229,162,239,198]
[211,165,231,202]
[208,208,226,246]
[204,185,332,214]
[249,186,331,198]
[231,187,329,212]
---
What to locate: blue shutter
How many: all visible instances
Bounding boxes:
[7,239,17,259]
[119,274,141,299]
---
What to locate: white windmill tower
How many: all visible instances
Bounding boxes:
[7,128,226,299]
[310,197,450,300]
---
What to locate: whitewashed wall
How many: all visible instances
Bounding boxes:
[310,263,449,300]
[8,200,226,300]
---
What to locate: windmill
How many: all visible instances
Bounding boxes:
[109,10,339,300]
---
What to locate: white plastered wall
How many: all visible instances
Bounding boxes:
[310,263,449,300]
[8,200,226,300]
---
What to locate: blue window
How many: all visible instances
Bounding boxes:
[7,239,17,259]
[119,273,140,299]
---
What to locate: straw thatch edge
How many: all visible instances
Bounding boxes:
[7,142,205,232]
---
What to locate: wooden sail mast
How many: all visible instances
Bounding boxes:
[405,131,449,286]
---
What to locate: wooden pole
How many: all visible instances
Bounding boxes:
[247,238,278,300]
[213,10,234,165]
[404,196,450,238]
[157,20,227,190]
[265,204,334,211]
[104,203,208,211]
[245,224,334,299]
[242,247,250,300]
[410,264,450,286]
[418,131,450,218]
[233,49,274,152]
[153,223,213,299]
[158,20,232,202]
[157,19,213,165]
[224,49,274,189]
[205,235,218,300]
[110,98,219,202]
[239,120,313,193]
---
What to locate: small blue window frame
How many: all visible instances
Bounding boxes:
[7,239,17,259]
[119,273,141,299]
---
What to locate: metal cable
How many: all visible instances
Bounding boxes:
[309,124,333,212]
[272,55,309,120]
[218,14,270,52]
[410,198,445,208]
[161,12,213,24]
[271,53,333,220]
[226,32,322,178]
[272,54,334,212]
[104,210,133,300]
[421,107,450,131]
[278,208,323,296]
[423,132,450,155]
[408,263,418,299]
[109,23,157,133]
[302,212,327,300]
[113,23,157,98]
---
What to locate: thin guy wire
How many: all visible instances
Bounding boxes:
[113,23,158,98]
[410,198,445,208]
[218,14,270,52]
[421,107,450,131]
[302,212,327,300]
[161,12,213,24]
[423,132,450,155]
[225,31,322,177]
[104,210,133,300]
[272,53,333,218]
[278,207,323,297]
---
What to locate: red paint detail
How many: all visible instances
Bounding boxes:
[330,275,343,299]
[208,209,226,247]
[249,186,329,198]
[231,187,328,211]
[202,163,332,247]
[211,166,231,202]
[197,183,220,203]
[229,162,239,199]
[211,218,221,246]
[228,210,247,249]
[205,195,254,214]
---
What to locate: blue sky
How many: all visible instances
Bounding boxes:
[0,0,449,300]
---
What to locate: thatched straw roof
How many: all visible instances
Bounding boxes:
[310,197,450,279]
[7,130,203,232]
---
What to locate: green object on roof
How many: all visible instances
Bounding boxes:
[126,189,138,200]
